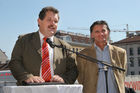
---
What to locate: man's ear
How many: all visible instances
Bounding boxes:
[37,18,41,26]
[90,33,94,39]
[90,32,95,43]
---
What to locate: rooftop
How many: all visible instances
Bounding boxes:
[57,30,91,44]
[112,35,140,44]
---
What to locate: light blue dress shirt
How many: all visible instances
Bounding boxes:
[94,43,119,93]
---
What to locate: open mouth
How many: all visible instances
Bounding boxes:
[48,25,55,30]
[50,30,55,34]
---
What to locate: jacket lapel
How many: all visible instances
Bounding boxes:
[109,45,116,66]
[91,44,97,60]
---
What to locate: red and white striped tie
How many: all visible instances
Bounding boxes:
[41,37,51,82]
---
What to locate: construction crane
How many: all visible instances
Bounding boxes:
[67,24,140,37]
[67,26,135,33]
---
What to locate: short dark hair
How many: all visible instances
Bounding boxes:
[90,20,110,33]
[39,6,59,20]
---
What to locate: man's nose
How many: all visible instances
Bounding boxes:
[100,32,104,35]
[50,21,55,25]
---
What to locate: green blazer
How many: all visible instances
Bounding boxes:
[77,44,127,93]
[9,31,78,85]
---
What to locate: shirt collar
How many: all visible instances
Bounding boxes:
[39,31,44,42]
[94,42,109,51]
[39,31,54,41]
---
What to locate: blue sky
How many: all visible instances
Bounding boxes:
[0,0,140,59]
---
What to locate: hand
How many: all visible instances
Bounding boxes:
[24,76,45,83]
[50,75,64,83]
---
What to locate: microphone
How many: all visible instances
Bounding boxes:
[46,38,55,48]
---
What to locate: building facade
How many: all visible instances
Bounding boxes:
[0,49,8,64]
[57,30,91,53]
[112,32,140,75]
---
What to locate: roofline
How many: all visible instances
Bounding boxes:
[0,49,8,58]
[112,40,140,45]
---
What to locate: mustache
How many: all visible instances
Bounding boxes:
[48,25,55,28]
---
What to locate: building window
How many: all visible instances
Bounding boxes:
[139,71,140,75]
[66,36,72,41]
[138,57,140,67]
[138,47,140,55]
[87,40,91,44]
[129,48,133,56]
[80,39,85,43]
[131,71,135,75]
[130,57,134,67]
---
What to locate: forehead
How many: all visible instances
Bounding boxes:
[45,11,59,19]
[93,24,107,30]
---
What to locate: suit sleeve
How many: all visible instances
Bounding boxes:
[8,38,33,84]
[58,40,78,84]
[62,54,78,84]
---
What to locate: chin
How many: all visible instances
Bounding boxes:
[50,32,56,37]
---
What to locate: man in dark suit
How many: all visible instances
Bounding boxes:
[9,6,78,85]
[77,20,127,93]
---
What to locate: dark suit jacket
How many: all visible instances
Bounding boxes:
[9,31,78,85]
[77,44,127,93]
